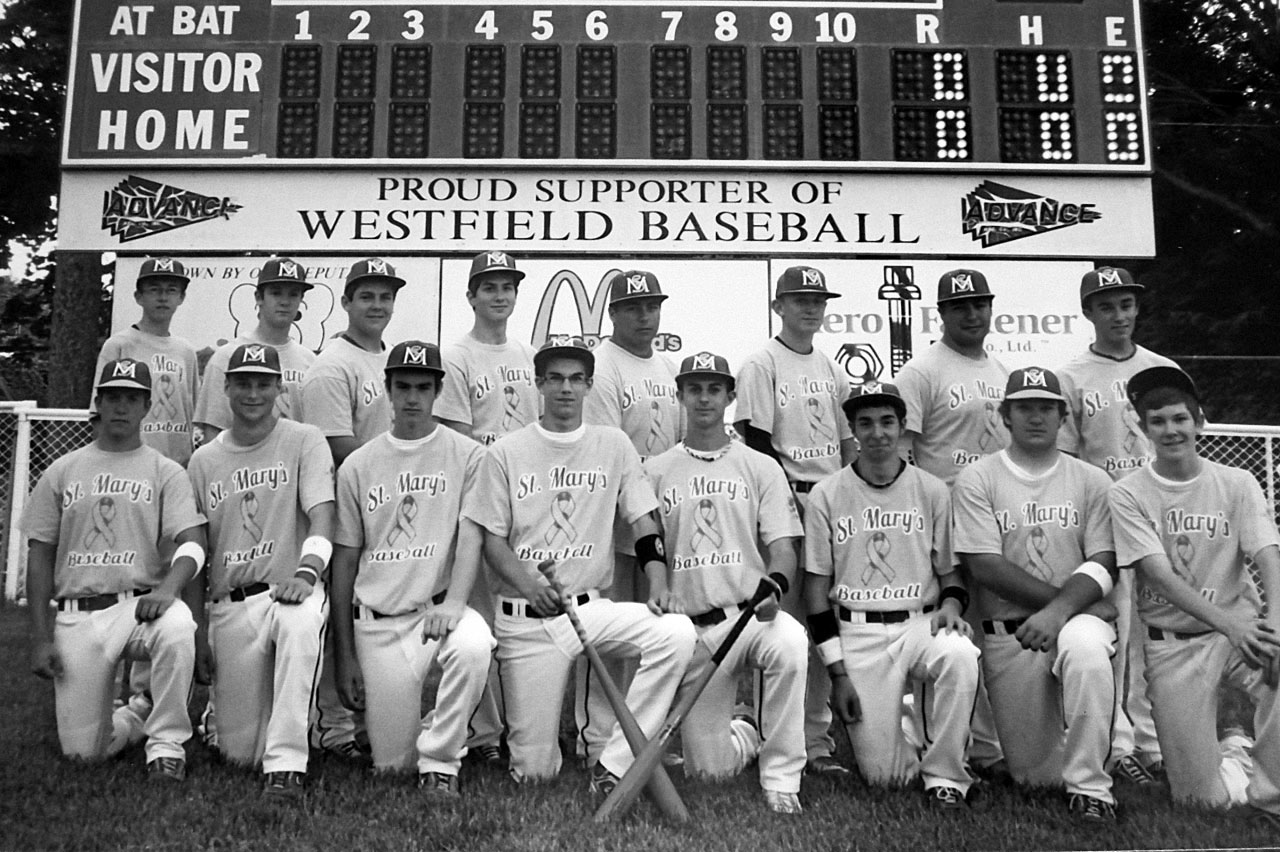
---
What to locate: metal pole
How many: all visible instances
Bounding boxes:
[5,402,37,602]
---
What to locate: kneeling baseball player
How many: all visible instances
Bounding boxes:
[645,352,808,815]
[953,367,1120,822]
[331,341,495,794]
[804,382,980,810]
[186,344,335,799]
[26,359,204,781]
[1109,367,1280,824]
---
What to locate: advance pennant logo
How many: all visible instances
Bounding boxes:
[102,175,241,243]
[961,181,1101,248]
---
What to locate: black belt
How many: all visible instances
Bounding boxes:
[791,481,816,494]
[1147,626,1213,641]
[690,601,750,627]
[57,589,150,612]
[357,588,449,620]
[840,605,935,624]
[228,582,271,602]
[982,619,1027,635]
[501,592,592,618]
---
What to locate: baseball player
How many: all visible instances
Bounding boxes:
[953,367,1120,822]
[733,265,855,778]
[645,351,807,815]
[26,358,204,780]
[301,257,406,758]
[1057,267,1178,785]
[462,336,696,791]
[194,258,319,445]
[331,341,494,793]
[1109,366,1280,822]
[895,268,1010,775]
[186,344,334,799]
[804,382,980,810]
[435,250,539,767]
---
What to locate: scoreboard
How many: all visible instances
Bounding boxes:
[64,0,1150,169]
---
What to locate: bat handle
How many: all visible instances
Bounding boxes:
[536,560,591,646]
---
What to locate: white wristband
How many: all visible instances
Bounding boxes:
[301,536,332,569]
[172,541,205,578]
[295,566,319,585]
[817,636,843,667]
[1073,560,1114,597]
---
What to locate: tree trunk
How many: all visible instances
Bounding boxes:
[46,250,102,408]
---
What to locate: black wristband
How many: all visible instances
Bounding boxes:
[635,534,667,566]
[767,572,790,596]
[805,610,839,645]
[939,587,969,616]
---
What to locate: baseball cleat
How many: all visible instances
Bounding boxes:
[764,790,803,815]
[324,740,371,762]
[588,762,621,798]
[418,771,461,798]
[1111,754,1158,785]
[804,755,852,778]
[262,771,306,800]
[927,785,967,811]
[473,744,505,767]
[1067,793,1116,822]
[146,756,186,782]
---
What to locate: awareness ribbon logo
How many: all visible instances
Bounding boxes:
[152,373,179,421]
[84,497,117,549]
[978,401,1003,452]
[385,495,418,548]
[240,491,264,544]
[1025,526,1052,581]
[645,400,664,455]
[806,397,834,443]
[1172,534,1197,584]
[861,531,896,585]
[689,499,724,554]
[1121,402,1147,455]
[501,385,524,432]
[544,491,578,546]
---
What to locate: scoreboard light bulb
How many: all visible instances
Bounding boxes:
[707,103,747,159]
[391,45,431,100]
[333,102,374,158]
[651,46,691,100]
[336,45,377,100]
[577,46,615,100]
[763,48,802,101]
[464,102,504,157]
[519,102,560,158]
[389,102,429,158]
[522,46,561,100]
[280,45,321,99]
[466,45,506,100]
[575,102,615,158]
[707,46,746,101]
[277,102,318,157]
[817,48,856,101]
[819,104,857,160]
[763,103,803,159]
[651,103,691,158]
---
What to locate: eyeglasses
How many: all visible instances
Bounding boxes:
[539,373,589,387]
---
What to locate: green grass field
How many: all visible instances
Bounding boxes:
[1,606,1275,852]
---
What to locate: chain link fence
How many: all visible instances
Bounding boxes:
[0,405,1278,604]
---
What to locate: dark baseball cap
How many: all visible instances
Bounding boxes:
[609,270,668,305]
[257,258,315,292]
[1126,366,1198,408]
[468,251,525,286]
[346,258,407,293]
[675,351,734,386]
[385,340,445,375]
[226,343,282,376]
[937,269,993,304]
[1080,266,1144,305]
[96,358,152,392]
[137,257,189,286]
[775,266,839,299]
[534,335,594,374]
[842,381,906,420]
[1005,367,1064,402]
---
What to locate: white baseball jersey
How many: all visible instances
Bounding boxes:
[335,428,486,614]
[953,452,1114,620]
[645,442,801,614]
[298,336,390,445]
[1055,346,1178,481]
[734,339,852,483]
[463,423,657,596]
[435,334,539,446]
[23,444,202,598]
[805,463,952,612]
[95,328,200,466]
[895,342,1010,485]
[195,335,317,431]
[585,339,683,462]
[1109,461,1277,632]
[188,419,335,600]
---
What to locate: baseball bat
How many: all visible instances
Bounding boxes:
[593,582,774,823]
[535,562,689,823]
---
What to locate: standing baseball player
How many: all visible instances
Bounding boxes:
[1109,367,1280,822]
[331,341,494,793]
[1057,267,1177,785]
[186,344,334,799]
[733,265,855,778]
[953,367,1120,821]
[26,359,204,780]
[462,336,696,791]
[195,258,319,445]
[301,257,405,758]
[645,351,807,815]
[435,250,539,767]
[895,268,1010,775]
[804,382,980,810]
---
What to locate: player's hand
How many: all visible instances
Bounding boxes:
[422,600,465,642]
[1016,606,1069,654]
[525,583,564,618]
[195,632,215,685]
[271,577,314,605]
[1081,599,1119,623]
[30,640,64,680]
[930,607,972,638]
[831,675,862,724]
[645,568,672,616]
[649,587,679,615]
[135,591,176,622]
[750,575,784,622]
[1224,616,1280,671]
[336,655,366,712]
